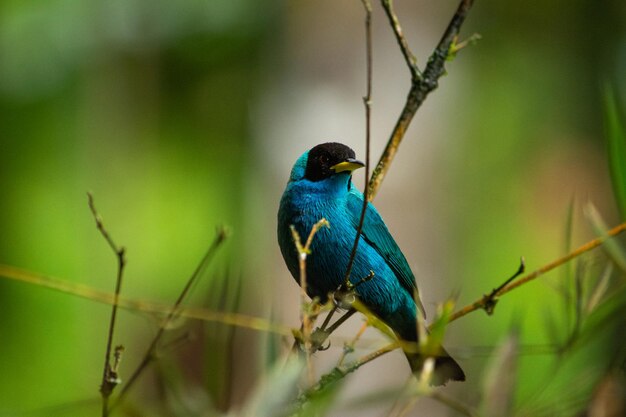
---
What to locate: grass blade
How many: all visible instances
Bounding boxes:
[603,84,626,220]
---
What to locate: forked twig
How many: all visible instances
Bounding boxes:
[88,192,126,417]
[296,0,477,399]
[110,226,228,411]
[368,0,475,200]
[447,221,626,324]
[290,218,330,383]
[303,221,626,400]
[299,0,374,364]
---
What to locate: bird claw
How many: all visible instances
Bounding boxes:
[310,328,331,353]
[333,290,355,310]
[318,340,331,351]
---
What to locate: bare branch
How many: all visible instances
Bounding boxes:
[290,218,330,382]
[368,0,475,200]
[344,0,374,285]
[88,192,126,417]
[446,221,626,324]
[111,226,228,411]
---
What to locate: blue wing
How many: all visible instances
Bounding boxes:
[346,188,426,318]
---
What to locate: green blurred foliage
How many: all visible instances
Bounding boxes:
[0,0,278,414]
[0,0,625,416]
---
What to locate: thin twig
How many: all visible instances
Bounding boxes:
[344,0,373,285]
[480,257,526,315]
[290,218,330,383]
[294,0,375,373]
[380,0,420,81]
[337,320,368,367]
[0,264,292,335]
[301,221,626,400]
[298,341,399,404]
[368,0,475,200]
[88,193,126,417]
[447,221,626,324]
[110,226,228,411]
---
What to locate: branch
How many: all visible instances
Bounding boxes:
[290,218,330,382]
[368,0,475,200]
[110,226,229,411]
[297,341,399,405]
[88,192,126,417]
[301,220,626,403]
[344,0,373,285]
[447,221,626,324]
[0,264,292,334]
[293,0,375,369]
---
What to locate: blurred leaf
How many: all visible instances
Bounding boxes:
[586,263,613,314]
[296,366,347,417]
[155,357,217,417]
[351,299,396,341]
[584,202,626,273]
[296,375,343,417]
[264,309,284,369]
[587,373,626,417]
[562,196,576,282]
[239,357,304,417]
[482,330,519,417]
[603,84,626,220]
[542,306,562,348]
[575,280,626,350]
[422,299,454,357]
[205,269,243,411]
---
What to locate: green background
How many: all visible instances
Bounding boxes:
[0,1,624,416]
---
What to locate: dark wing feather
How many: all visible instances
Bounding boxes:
[346,189,426,318]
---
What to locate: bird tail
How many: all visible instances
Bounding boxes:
[405,349,465,386]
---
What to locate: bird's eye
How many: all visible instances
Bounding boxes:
[319,155,329,164]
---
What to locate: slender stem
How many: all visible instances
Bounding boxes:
[324,309,357,337]
[290,219,329,383]
[110,227,228,411]
[320,305,337,331]
[302,221,626,402]
[88,193,126,417]
[0,264,293,335]
[300,0,477,404]
[447,221,626,324]
[368,0,475,200]
[381,0,420,80]
[344,0,374,287]
[298,341,399,404]
[337,320,368,367]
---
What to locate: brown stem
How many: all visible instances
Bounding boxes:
[447,221,626,324]
[110,227,228,412]
[88,193,126,417]
[368,0,475,200]
[344,0,373,285]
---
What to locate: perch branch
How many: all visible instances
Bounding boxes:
[344,0,373,286]
[303,220,626,400]
[88,192,126,417]
[293,0,375,366]
[447,221,626,323]
[368,0,475,200]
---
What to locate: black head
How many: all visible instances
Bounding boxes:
[304,142,364,182]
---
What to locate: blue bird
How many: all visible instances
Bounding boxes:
[278,142,464,385]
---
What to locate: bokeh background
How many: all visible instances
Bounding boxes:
[1,1,625,416]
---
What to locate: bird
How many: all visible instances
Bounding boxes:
[277,142,464,385]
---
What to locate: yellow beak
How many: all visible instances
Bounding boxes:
[331,159,365,173]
